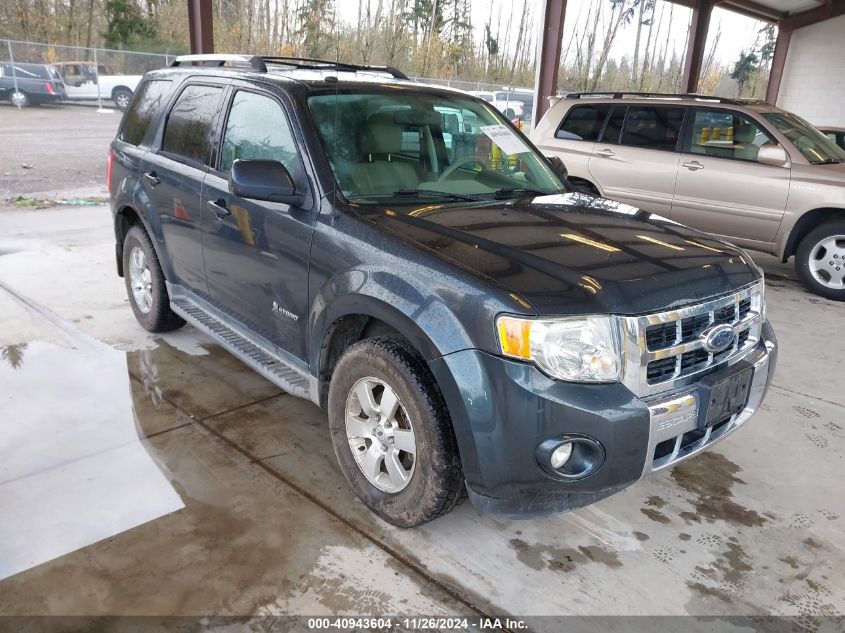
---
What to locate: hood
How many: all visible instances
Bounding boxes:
[361,192,762,315]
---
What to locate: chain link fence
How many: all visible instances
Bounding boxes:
[1,39,538,122]
[1,39,171,109]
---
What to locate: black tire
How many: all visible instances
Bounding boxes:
[503,108,516,119]
[328,336,466,527]
[9,91,30,107]
[570,179,600,196]
[795,221,845,301]
[112,87,133,111]
[122,225,185,332]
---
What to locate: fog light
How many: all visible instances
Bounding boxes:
[550,442,574,469]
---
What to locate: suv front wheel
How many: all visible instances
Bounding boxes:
[796,221,845,301]
[328,336,465,527]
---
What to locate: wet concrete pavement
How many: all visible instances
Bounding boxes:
[1,205,844,629]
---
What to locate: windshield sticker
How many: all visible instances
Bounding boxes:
[479,125,530,155]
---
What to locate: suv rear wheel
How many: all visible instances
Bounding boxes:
[795,221,845,301]
[123,225,185,331]
[327,336,465,527]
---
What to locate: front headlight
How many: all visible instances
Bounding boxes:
[497,315,622,382]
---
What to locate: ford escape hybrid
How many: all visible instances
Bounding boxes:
[109,55,777,527]
[532,92,845,301]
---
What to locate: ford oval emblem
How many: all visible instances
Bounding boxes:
[701,324,735,353]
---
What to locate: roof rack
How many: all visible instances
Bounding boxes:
[564,91,742,105]
[260,56,408,80]
[168,54,409,80]
[170,54,267,72]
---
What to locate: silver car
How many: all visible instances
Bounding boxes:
[532,93,845,300]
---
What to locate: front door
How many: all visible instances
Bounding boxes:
[139,81,227,297]
[201,87,314,360]
[671,108,790,247]
[588,104,684,215]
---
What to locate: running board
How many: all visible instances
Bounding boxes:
[168,288,316,403]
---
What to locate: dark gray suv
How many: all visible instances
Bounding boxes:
[108,54,777,526]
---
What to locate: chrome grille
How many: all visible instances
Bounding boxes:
[620,282,764,397]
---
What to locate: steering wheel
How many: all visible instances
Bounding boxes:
[438,156,489,181]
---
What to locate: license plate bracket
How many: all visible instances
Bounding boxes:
[697,361,754,429]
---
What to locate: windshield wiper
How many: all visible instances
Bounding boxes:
[490,187,559,199]
[813,158,844,165]
[392,189,479,201]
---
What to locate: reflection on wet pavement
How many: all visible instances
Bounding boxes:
[2,334,845,624]
[0,342,184,581]
[0,340,469,616]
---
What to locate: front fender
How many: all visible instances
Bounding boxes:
[308,266,478,370]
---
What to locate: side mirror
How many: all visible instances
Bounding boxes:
[229,159,301,203]
[757,144,790,167]
[548,155,569,179]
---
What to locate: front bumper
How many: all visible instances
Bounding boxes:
[429,321,777,519]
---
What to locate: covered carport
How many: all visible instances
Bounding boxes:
[532,0,845,123]
[182,0,845,126]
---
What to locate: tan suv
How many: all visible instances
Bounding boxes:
[532,93,845,300]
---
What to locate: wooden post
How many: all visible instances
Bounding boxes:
[187,0,214,54]
[765,25,791,105]
[532,0,567,124]
[680,0,713,93]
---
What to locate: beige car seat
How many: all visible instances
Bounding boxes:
[352,112,419,194]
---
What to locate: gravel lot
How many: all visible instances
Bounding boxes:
[0,105,118,199]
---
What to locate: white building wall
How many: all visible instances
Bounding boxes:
[777,14,845,127]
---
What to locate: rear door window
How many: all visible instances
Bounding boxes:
[556,104,611,141]
[619,106,684,151]
[161,84,225,166]
[118,79,173,146]
[599,106,626,144]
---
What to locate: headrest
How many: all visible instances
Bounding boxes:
[734,123,757,144]
[360,112,403,156]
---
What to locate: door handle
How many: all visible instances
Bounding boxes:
[143,171,160,186]
[682,161,704,171]
[208,199,231,220]
[596,148,615,157]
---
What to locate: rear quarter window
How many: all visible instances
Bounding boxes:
[556,104,611,141]
[118,79,173,146]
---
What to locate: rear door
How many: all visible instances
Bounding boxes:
[200,85,315,359]
[587,104,684,214]
[111,78,173,204]
[139,80,228,297]
[671,107,789,246]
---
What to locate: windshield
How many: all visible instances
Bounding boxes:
[763,111,845,164]
[307,89,565,204]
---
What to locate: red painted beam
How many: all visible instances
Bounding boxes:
[187,0,214,54]
[533,0,567,124]
[782,0,845,29]
[765,25,792,104]
[680,0,714,93]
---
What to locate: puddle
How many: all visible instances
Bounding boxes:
[0,341,184,580]
[670,451,767,528]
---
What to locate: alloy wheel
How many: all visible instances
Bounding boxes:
[345,376,416,493]
[809,234,845,290]
[128,245,153,313]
